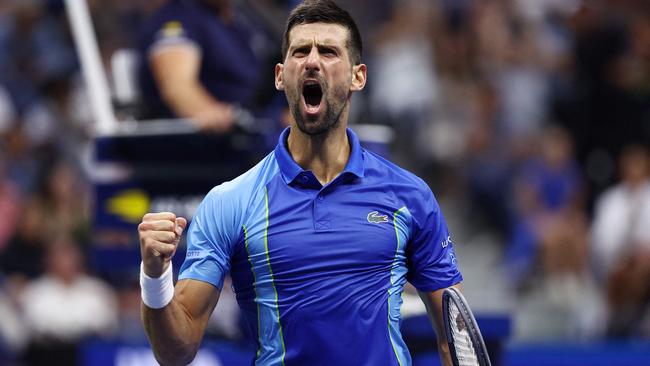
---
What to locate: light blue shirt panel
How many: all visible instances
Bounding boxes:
[178,153,280,289]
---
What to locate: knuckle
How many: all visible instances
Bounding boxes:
[157,232,174,243]
[163,221,174,231]
[137,222,148,232]
[144,238,159,250]
[163,212,176,221]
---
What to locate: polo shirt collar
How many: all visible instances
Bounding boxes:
[274,127,365,185]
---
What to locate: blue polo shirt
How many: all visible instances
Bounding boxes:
[179,128,463,366]
[137,0,261,118]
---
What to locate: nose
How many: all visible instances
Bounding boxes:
[304,46,320,72]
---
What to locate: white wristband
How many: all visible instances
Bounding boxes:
[140,262,174,309]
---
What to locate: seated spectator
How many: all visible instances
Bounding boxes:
[506,126,597,339]
[0,149,21,252]
[0,198,47,282]
[137,0,268,132]
[507,126,588,287]
[33,159,91,245]
[19,236,117,365]
[591,144,650,337]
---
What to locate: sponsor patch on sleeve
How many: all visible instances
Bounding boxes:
[186,250,208,259]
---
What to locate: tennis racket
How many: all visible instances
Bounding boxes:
[442,287,491,366]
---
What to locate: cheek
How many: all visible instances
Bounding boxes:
[284,68,302,90]
[329,68,352,89]
[329,73,352,99]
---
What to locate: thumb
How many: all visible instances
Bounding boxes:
[175,217,188,236]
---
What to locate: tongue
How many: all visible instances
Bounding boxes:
[305,103,320,114]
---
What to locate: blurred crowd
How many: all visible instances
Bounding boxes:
[0,0,648,364]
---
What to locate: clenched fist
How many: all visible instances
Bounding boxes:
[138,212,188,278]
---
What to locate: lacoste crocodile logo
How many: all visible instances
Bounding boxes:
[367,211,389,224]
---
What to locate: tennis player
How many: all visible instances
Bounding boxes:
[138,1,463,365]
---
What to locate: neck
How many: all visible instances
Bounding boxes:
[624,177,648,191]
[287,124,350,185]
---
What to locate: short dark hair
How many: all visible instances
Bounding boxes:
[282,0,363,65]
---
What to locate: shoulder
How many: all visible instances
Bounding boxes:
[595,185,625,210]
[201,152,280,214]
[363,150,435,205]
[140,1,204,41]
[77,277,117,298]
[143,1,186,27]
[642,182,650,198]
[149,1,199,20]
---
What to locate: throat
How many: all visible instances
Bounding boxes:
[287,127,351,185]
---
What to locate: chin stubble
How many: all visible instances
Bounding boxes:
[292,85,349,136]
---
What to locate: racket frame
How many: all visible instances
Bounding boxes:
[442,287,492,366]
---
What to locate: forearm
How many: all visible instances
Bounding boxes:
[425,303,453,366]
[436,335,452,366]
[160,81,230,120]
[419,289,456,366]
[138,214,218,365]
[142,298,201,366]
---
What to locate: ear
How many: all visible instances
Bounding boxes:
[275,63,285,91]
[350,63,367,91]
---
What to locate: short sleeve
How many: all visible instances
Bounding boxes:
[178,187,240,289]
[146,9,202,56]
[406,188,463,292]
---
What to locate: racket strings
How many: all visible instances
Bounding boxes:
[448,302,480,366]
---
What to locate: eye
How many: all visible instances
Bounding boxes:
[292,47,309,57]
[319,47,337,57]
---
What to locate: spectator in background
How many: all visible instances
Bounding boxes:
[0,148,21,252]
[3,122,39,195]
[0,157,90,283]
[476,0,549,156]
[33,159,91,245]
[1,0,77,116]
[507,126,597,339]
[20,236,117,366]
[565,2,650,198]
[0,199,47,282]
[369,0,439,172]
[591,145,650,337]
[137,0,270,132]
[508,126,587,284]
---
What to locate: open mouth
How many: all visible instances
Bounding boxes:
[302,81,323,110]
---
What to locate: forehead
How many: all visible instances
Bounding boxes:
[287,22,350,48]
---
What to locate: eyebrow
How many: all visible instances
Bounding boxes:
[289,39,343,51]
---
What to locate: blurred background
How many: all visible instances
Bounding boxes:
[0,0,649,365]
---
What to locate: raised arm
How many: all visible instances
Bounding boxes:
[139,212,220,365]
[418,285,461,366]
